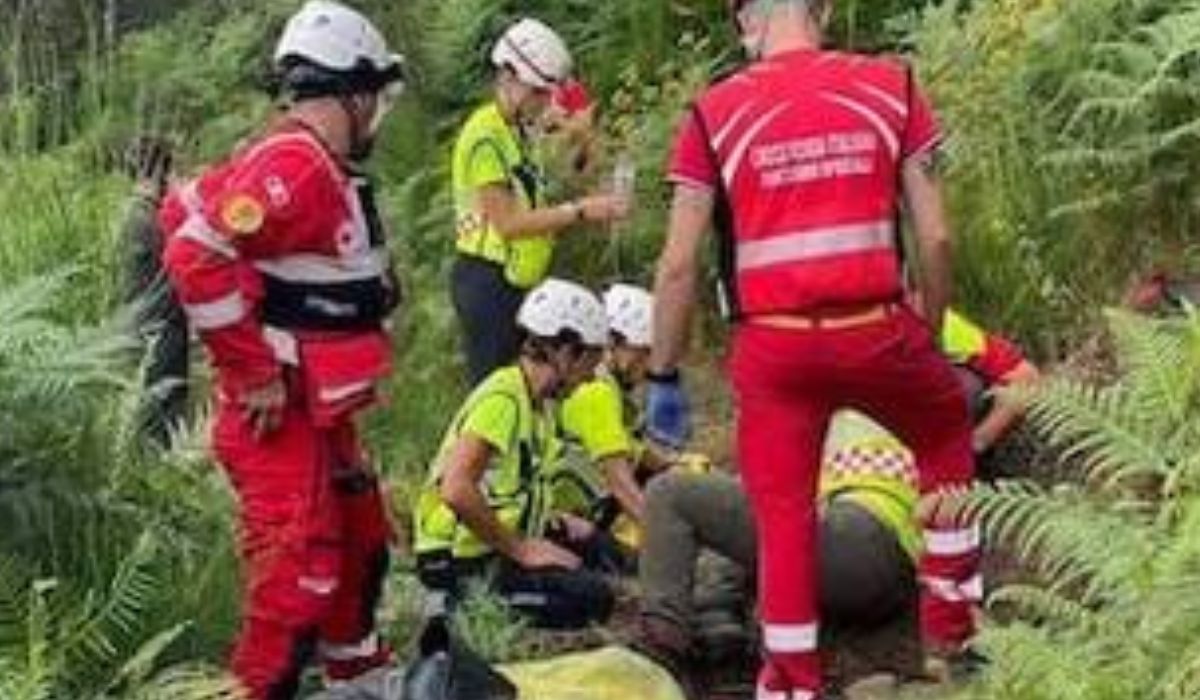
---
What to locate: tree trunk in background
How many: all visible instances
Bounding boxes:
[104,0,117,49]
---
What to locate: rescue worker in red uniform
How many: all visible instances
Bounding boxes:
[159,2,405,698]
[647,1,980,697]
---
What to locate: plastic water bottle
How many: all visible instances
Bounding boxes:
[612,152,637,210]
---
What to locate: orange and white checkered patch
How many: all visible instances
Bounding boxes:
[826,440,917,489]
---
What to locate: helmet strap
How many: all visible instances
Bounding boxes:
[339,94,376,162]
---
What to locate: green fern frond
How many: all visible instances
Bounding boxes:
[59,532,159,674]
[1025,377,1171,484]
[117,665,245,700]
[1105,310,1198,424]
[988,583,1095,629]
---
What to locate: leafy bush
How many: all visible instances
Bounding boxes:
[913,0,1200,352]
[954,309,1200,700]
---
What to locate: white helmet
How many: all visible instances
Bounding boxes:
[603,283,653,347]
[275,1,405,96]
[518,278,608,348]
[490,18,572,90]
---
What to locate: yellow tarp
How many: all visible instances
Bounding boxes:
[499,646,687,700]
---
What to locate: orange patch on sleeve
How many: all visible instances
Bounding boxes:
[220,194,266,236]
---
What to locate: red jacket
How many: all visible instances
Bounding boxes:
[668,50,943,316]
[160,124,394,423]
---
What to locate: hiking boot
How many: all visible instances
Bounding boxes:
[310,666,406,700]
[923,646,990,684]
[629,614,702,700]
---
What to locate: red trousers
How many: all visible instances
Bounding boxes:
[214,399,393,700]
[729,308,978,698]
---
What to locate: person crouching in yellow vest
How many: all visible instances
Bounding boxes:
[634,411,986,697]
[554,284,712,558]
[450,17,629,384]
[414,278,617,630]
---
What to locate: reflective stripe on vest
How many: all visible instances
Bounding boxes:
[174,174,393,333]
[737,220,895,272]
[414,380,555,559]
[176,182,238,259]
[183,292,247,331]
[254,250,389,283]
[453,106,552,290]
[255,172,393,331]
[692,60,913,318]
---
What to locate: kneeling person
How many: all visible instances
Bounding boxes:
[638,413,932,682]
[414,278,616,629]
[556,283,700,552]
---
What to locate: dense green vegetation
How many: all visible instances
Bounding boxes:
[4,0,1200,698]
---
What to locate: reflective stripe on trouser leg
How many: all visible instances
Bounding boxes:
[920,523,982,647]
[922,574,984,604]
[319,423,394,680]
[920,511,980,647]
[757,689,816,700]
[757,659,818,700]
[319,633,381,662]
[215,402,342,699]
[832,311,979,649]
[731,329,829,696]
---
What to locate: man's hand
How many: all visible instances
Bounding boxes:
[239,376,286,439]
[578,193,630,224]
[552,512,597,543]
[513,538,581,571]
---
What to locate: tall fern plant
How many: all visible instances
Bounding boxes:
[959,308,1200,700]
[0,537,241,700]
[0,271,243,698]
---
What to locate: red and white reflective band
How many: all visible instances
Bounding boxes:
[254,250,390,284]
[319,632,382,662]
[736,220,894,272]
[183,292,248,331]
[319,380,377,405]
[263,326,300,366]
[297,574,338,597]
[721,102,792,187]
[175,218,238,260]
[818,91,899,159]
[852,80,910,121]
[762,622,819,654]
[922,574,984,604]
[923,525,981,557]
[756,688,816,700]
[175,182,239,260]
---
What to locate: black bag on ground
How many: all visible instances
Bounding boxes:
[402,616,516,700]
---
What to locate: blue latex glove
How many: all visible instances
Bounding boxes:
[645,371,691,449]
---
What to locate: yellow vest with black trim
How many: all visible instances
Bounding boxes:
[553,372,641,516]
[452,102,554,289]
[414,366,560,559]
[553,370,711,550]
